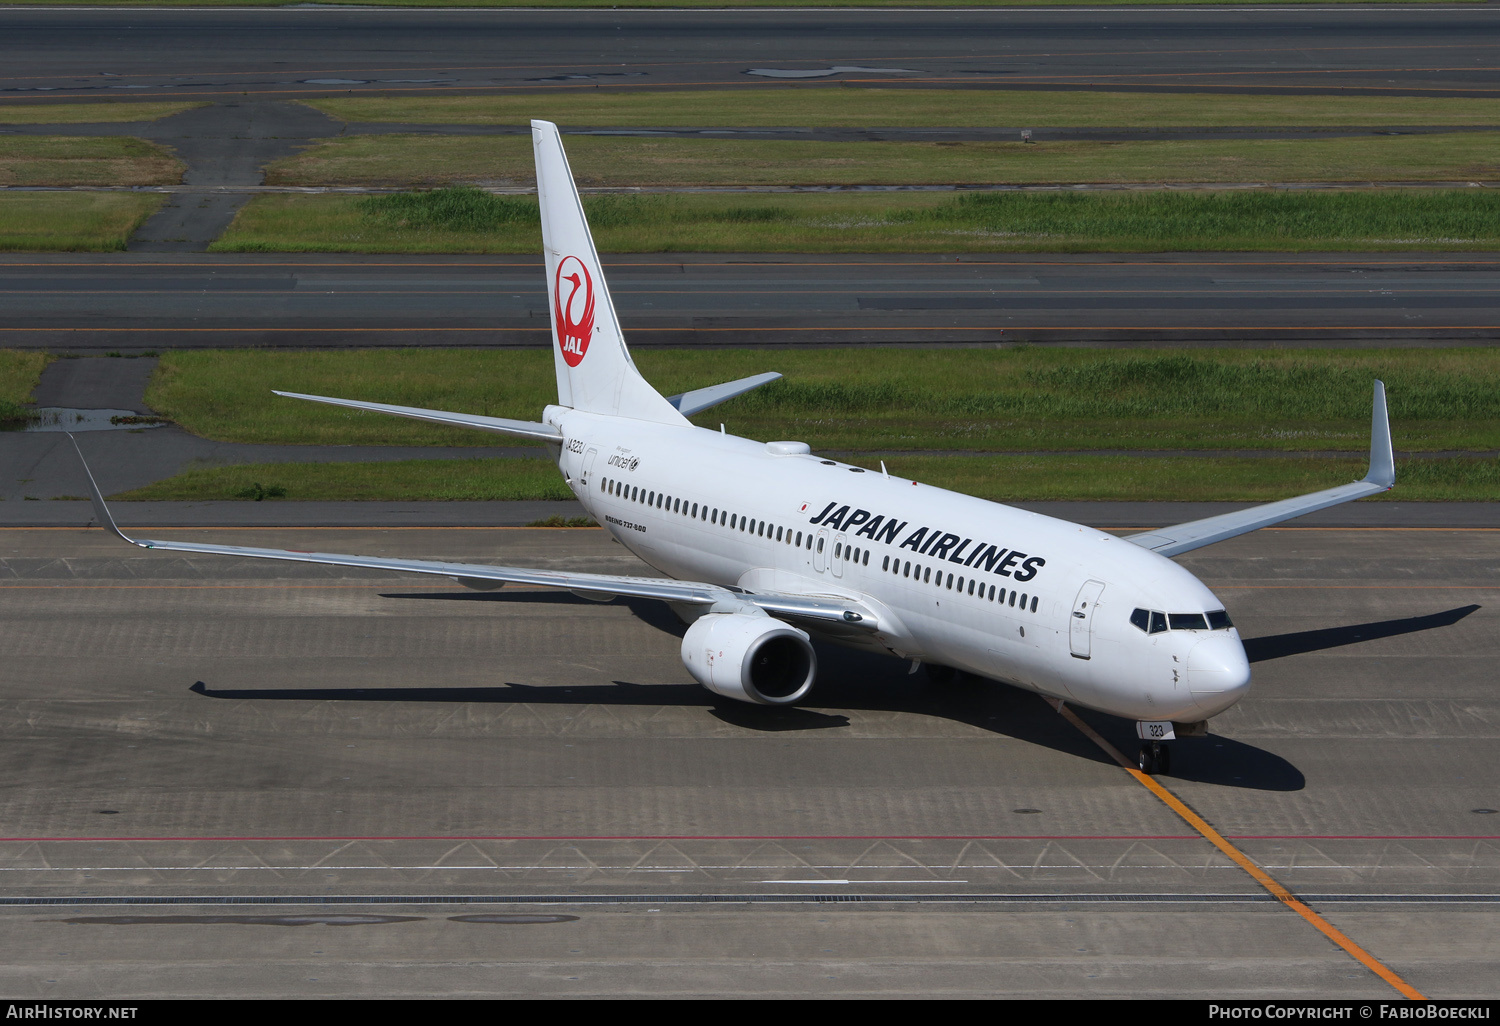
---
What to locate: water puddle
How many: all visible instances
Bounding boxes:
[746,66,921,79]
[449,914,578,925]
[528,72,647,83]
[7,408,170,433]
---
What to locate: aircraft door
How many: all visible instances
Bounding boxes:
[813,529,829,573]
[1069,579,1106,659]
[831,533,847,578]
[581,447,598,487]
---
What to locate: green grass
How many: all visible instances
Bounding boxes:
[357,187,535,233]
[0,102,206,125]
[111,458,572,502]
[265,132,1500,190]
[0,192,163,251]
[879,454,1500,502]
[308,89,1500,130]
[0,349,51,423]
[214,188,1500,255]
[0,136,182,187]
[109,454,1499,503]
[147,347,1500,454]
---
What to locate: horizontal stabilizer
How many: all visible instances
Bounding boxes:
[272,390,563,443]
[1125,380,1394,557]
[667,372,782,417]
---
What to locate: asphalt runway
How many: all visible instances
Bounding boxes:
[3,7,1500,103]
[0,520,1493,998]
[4,252,1499,349]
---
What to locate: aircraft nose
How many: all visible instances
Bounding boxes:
[1187,634,1251,716]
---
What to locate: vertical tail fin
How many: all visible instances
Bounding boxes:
[532,120,686,425]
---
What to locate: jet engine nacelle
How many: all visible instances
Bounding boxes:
[681,613,817,706]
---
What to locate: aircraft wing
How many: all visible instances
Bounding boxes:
[68,438,878,630]
[667,372,783,417]
[272,390,564,443]
[1123,380,1395,558]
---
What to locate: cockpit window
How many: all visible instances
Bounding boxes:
[1168,612,1209,631]
[1206,609,1234,630]
[1148,611,1168,635]
[1130,608,1150,633]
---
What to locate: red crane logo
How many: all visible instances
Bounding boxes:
[554,256,595,367]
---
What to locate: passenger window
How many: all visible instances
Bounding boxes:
[1030,596,1038,613]
[903,561,910,578]
[988,585,995,601]
[1130,608,1150,633]
[1020,593,1027,609]
[998,588,1006,604]
[776,526,783,542]
[817,538,824,553]
[835,543,841,558]
[1009,591,1016,607]
[923,568,931,583]
[1149,611,1168,634]
[1207,609,1234,630]
[863,551,870,566]
[883,556,890,571]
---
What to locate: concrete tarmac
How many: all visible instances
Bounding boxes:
[5,8,1500,101]
[0,521,1494,997]
[5,252,1499,349]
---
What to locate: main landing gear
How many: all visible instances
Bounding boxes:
[1137,742,1171,776]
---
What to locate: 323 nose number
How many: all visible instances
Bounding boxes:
[1136,720,1175,741]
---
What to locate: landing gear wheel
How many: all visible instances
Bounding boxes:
[1137,742,1170,775]
[1137,743,1156,774]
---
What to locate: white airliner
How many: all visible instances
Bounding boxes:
[73,120,1395,774]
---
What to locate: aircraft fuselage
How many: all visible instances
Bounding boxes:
[551,407,1252,724]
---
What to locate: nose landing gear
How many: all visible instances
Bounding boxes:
[1137,742,1171,775]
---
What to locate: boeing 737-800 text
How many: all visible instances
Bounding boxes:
[73,120,1395,774]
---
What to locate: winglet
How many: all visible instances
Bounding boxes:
[67,434,141,547]
[1364,379,1395,491]
[1122,379,1396,558]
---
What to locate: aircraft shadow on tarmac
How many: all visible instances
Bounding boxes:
[187,591,1480,792]
[1242,604,1480,663]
